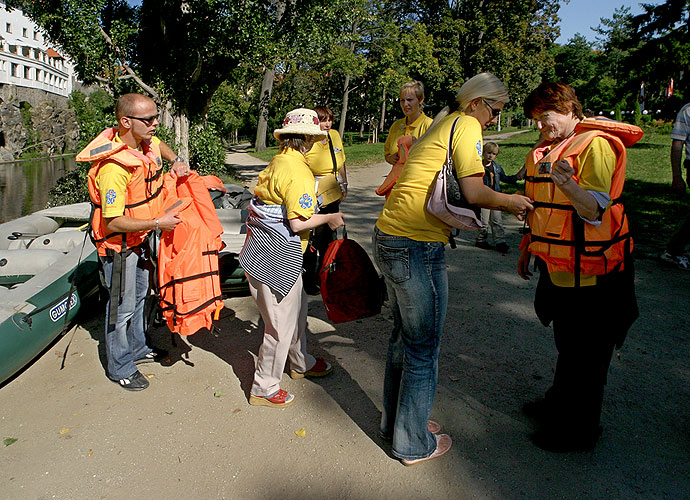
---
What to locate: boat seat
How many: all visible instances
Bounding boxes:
[27,230,88,252]
[0,215,60,250]
[0,249,65,284]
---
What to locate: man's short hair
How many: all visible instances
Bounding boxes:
[115,93,154,120]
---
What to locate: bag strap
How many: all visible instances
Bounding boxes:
[327,131,338,175]
[446,117,462,171]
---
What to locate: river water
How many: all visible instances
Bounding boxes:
[0,156,78,223]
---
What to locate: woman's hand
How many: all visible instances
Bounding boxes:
[551,160,575,186]
[517,247,532,280]
[506,194,534,221]
[328,212,345,230]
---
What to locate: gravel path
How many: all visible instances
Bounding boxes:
[1,152,688,500]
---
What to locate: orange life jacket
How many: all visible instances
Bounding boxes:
[524,117,643,281]
[157,173,225,335]
[376,135,414,198]
[77,127,165,256]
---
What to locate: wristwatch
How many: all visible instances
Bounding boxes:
[172,156,185,163]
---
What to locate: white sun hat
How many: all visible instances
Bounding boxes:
[273,108,327,140]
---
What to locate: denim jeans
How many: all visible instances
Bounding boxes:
[373,227,448,460]
[101,247,152,380]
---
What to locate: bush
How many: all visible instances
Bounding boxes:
[189,123,226,176]
[69,90,115,152]
[47,166,89,207]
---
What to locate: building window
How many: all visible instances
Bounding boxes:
[33,30,38,41]
[22,27,27,38]
[6,23,11,34]
[11,63,18,77]
[24,66,30,79]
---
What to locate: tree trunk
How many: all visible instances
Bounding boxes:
[338,73,351,139]
[173,112,189,160]
[254,66,275,152]
[379,87,387,136]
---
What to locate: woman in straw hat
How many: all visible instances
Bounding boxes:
[374,73,533,465]
[239,108,344,408]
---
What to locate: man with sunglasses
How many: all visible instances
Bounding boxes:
[77,93,191,391]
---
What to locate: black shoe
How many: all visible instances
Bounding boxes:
[530,425,602,452]
[521,398,554,423]
[475,241,492,250]
[303,281,321,296]
[115,370,149,391]
[495,242,510,254]
[135,347,169,365]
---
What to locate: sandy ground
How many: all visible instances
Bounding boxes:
[1,148,689,500]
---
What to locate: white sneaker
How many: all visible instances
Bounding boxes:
[661,251,690,270]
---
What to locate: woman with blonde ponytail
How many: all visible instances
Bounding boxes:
[373,73,533,465]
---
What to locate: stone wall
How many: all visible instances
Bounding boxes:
[0,83,79,160]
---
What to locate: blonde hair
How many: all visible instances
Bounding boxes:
[483,142,500,154]
[400,81,425,102]
[430,73,509,127]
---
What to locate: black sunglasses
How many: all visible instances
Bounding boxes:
[126,115,159,126]
[482,99,501,118]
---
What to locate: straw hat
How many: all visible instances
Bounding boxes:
[273,108,327,140]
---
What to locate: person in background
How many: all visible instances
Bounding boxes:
[374,73,533,465]
[660,101,690,270]
[302,105,347,294]
[76,93,190,391]
[239,108,344,408]
[518,82,640,452]
[475,141,518,254]
[383,81,433,166]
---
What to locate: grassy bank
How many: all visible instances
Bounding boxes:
[247,128,688,256]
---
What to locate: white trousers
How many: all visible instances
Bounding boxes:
[476,208,506,245]
[247,274,316,397]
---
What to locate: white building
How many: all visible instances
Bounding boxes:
[0,1,75,98]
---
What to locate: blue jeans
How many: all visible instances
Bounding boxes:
[373,227,448,460]
[101,247,152,380]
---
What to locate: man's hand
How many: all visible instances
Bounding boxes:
[158,211,181,232]
[327,212,345,230]
[171,160,191,178]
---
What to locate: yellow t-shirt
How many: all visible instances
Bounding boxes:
[254,148,317,251]
[96,135,162,218]
[377,112,485,242]
[304,129,346,206]
[548,135,617,287]
[384,112,433,157]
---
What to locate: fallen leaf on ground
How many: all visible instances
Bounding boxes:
[165,411,173,415]
[3,437,18,446]
[232,408,241,414]
[295,428,306,437]
[214,391,223,398]
[87,450,93,456]
[59,428,69,435]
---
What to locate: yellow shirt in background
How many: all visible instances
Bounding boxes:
[384,112,433,157]
[377,112,485,242]
[254,148,317,251]
[305,129,346,206]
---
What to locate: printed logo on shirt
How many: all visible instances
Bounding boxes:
[105,189,117,205]
[299,193,313,209]
[334,147,341,154]
[476,141,482,157]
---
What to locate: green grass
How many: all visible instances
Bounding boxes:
[244,128,688,256]
[249,142,385,166]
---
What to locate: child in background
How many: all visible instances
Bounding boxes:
[475,142,517,254]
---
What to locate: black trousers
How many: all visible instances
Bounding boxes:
[534,259,638,433]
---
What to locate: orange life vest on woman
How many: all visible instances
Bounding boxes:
[524,118,643,279]
[78,127,165,256]
[157,173,225,335]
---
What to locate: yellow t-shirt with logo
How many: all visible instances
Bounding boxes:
[547,135,617,287]
[384,112,433,157]
[96,135,162,218]
[304,129,346,206]
[254,148,317,252]
[377,112,485,242]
